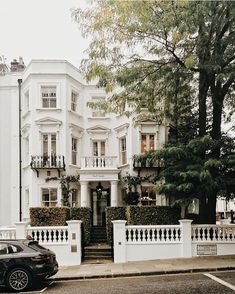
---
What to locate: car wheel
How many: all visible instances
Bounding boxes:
[6,267,32,292]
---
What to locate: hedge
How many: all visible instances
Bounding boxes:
[71,207,92,246]
[30,207,70,226]
[126,206,181,225]
[106,207,126,243]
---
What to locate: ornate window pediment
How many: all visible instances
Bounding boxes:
[35,117,62,127]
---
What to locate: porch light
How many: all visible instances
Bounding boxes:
[96,182,103,197]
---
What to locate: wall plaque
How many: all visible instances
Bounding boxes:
[197,244,217,255]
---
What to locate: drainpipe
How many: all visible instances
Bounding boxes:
[18,78,22,222]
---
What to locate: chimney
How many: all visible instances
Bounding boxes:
[10,57,25,72]
[10,59,19,72]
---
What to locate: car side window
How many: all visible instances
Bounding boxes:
[0,243,8,255]
[0,243,23,255]
[9,245,23,253]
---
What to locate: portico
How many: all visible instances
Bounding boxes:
[78,168,120,226]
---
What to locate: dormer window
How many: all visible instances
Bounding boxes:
[41,86,57,108]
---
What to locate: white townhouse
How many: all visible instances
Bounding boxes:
[0,59,169,227]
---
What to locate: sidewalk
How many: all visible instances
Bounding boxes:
[54,255,235,280]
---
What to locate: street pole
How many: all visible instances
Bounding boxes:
[18,78,22,222]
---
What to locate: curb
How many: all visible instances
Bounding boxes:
[53,266,235,281]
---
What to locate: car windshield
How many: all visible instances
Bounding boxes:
[27,241,48,252]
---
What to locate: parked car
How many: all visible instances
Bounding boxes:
[0,239,58,292]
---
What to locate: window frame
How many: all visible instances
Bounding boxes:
[120,136,127,165]
[71,91,78,112]
[141,133,156,154]
[71,137,78,165]
[91,97,106,118]
[41,188,58,207]
[41,86,57,109]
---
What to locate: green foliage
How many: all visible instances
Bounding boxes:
[30,207,70,226]
[105,206,181,243]
[71,207,92,245]
[156,136,235,208]
[106,207,126,243]
[126,206,181,226]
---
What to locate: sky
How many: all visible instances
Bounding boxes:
[0,0,89,68]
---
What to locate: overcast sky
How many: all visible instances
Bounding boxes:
[0,0,89,68]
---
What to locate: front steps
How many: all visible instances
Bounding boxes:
[90,226,107,243]
[82,226,112,263]
[83,243,113,264]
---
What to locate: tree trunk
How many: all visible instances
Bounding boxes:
[198,70,209,137]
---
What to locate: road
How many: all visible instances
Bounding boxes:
[1,270,235,294]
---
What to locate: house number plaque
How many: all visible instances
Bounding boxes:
[197,244,217,256]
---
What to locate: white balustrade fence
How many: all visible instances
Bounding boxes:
[1,220,235,265]
[0,228,16,239]
[192,225,235,242]
[126,225,181,243]
[0,221,82,266]
[27,226,68,244]
[112,220,235,263]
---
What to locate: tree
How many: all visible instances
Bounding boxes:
[156,136,235,223]
[73,1,235,222]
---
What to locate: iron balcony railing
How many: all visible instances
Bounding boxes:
[30,155,65,170]
[133,154,164,169]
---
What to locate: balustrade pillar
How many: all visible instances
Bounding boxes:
[66,220,82,265]
[80,181,89,207]
[15,222,28,239]
[179,219,193,258]
[112,220,127,263]
[111,180,118,207]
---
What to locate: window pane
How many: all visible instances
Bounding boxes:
[149,135,155,150]
[71,92,77,112]
[93,142,98,156]
[51,134,56,155]
[91,97,105,117]
[50,189,57,201]
[101,141,105,156]
[42,189,49,202]
[141,135,147,154]
[50,98,56,108]
[42,98,49,108]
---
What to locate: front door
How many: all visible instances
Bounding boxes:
[92,188,110,226]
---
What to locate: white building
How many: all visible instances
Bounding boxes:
[0,59,168,227]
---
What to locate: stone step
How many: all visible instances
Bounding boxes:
[84,256,112,260]
[83,243,112,261]
[84,250,112,256]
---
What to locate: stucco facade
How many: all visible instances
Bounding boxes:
[0,60,168,226]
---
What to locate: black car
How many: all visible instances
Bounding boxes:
[0,239,58,292]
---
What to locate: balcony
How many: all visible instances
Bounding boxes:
[133,152,164,170]
[80,156,117,169]
[30,155,65,176]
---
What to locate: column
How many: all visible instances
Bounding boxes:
[80,181,88,207]
[111,180,118,207]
